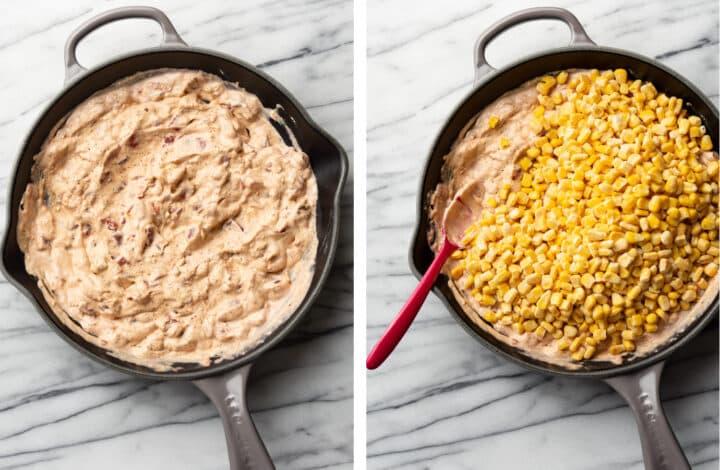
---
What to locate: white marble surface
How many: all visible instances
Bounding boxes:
[0,1,352,469]
[367,0,718,468]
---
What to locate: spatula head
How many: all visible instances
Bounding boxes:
[442,181,485,247]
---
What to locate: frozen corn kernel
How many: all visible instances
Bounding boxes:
[614,68,628,84]
[701,135,713,151]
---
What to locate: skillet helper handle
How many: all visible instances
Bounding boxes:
[64,6,187,84]
[605,361,690,470]
[474,7,595,83]
[194,364,275,470]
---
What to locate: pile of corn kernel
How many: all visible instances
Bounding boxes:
[451,68,719,361]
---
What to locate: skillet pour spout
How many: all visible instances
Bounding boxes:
[1,7,347,470]
[409,7,718,470]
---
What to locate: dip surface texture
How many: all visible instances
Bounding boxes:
[18,69,318,369]
[430,71,718,368]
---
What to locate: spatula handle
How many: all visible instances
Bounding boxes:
[366,238,457,369]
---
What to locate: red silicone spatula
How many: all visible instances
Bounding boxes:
[367,181,485,369]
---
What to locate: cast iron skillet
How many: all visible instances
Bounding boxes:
[410,8,718,470]
[0,7,347,470]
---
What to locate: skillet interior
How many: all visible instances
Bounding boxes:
[410,46,719,379]
[1,48,347,380]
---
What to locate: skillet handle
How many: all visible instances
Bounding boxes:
[474,7,595,83]
[604,361,690,470]
[64,6,187,84]
[194,364,275,470]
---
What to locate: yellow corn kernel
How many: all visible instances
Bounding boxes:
[564,325,578,338]
[707,160,719,177]
[648,195,663,213]
[479,295,496,307]
[700,134,713,151]
[450,265,464,280]
[705,262,718,277]
[503,287,519,304]
[519,158,533,172]
[483,311,497,323]
[537,292,551,310]
[580,273,595,289]
[630,314,644,327]
[614,68,628,84]
[701,214,717,230]
[488,116,500,129]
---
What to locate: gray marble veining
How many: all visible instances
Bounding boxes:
[367,0,718,468]
[0,1,352,469]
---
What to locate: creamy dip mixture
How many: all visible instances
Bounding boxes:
[430,71,718,367]
[18,69,318,369]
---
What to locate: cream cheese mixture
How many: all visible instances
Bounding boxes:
[18,69,318,370]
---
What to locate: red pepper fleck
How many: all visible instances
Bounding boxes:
[164,135,175,144]
[101,218,118,231]
[117,257,128,266]
[143,227,154,250]
[128,133,139,148]
[81,306,96,316]
[163,317,178,331]
[173,127,181,132]
[113,233,123,245]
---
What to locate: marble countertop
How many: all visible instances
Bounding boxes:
[0,1,352,469]
[366,0,718,469]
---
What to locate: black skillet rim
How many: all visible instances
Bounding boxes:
[1,45,348,381]
[409,44,719,380]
